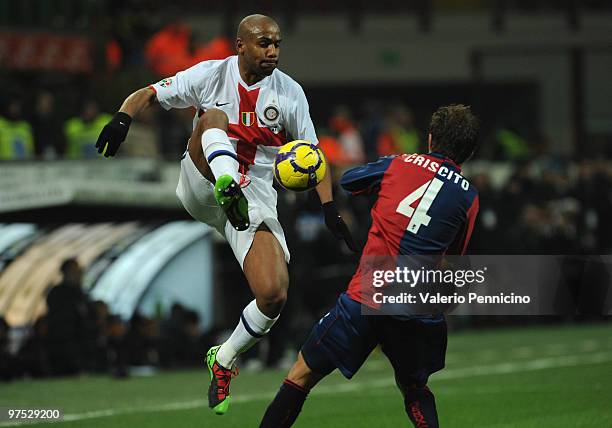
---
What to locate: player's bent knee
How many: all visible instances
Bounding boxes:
[287,352,323,390]
[268,274,289,302]
[250,265,289,315]
[255,286,287,316]
[251,271,288,317]
[198,108,229,131]
[286,363,312,387]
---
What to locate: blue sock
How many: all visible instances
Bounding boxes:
[260,379,309,428]
[404,386,439,428]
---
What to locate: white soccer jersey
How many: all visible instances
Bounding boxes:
[150,55,317,172]
[151,55,317,265]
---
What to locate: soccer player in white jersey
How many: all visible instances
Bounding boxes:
[95,14,358,415]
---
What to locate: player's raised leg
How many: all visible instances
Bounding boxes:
[207,226,289,415]
[259,352,325,428]
[187,108,249,231]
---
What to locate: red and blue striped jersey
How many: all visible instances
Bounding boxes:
[341,152,479,306]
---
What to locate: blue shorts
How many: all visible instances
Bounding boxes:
[301,293,447,387]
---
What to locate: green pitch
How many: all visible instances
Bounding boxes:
[3,323,611,427]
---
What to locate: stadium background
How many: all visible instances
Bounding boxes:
[0,1,611,426]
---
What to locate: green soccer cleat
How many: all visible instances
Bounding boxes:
[213,174,250,231]
[206,345,238,415]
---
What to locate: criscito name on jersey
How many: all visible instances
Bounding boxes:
[403,153,470,191]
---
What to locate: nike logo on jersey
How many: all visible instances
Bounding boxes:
[215,101,231,107]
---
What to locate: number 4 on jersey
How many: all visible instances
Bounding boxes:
[396,178,444,234]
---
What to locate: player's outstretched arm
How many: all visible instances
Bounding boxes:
[95,87,157,157]
[315,164,360,253]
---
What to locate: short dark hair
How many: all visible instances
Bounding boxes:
[429,104,480,164]
[60,258,79,275]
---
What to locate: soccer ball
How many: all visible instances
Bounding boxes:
[274,140,326,192]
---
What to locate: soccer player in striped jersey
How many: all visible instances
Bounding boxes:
[94,14,357,415]
[260,104,480,428]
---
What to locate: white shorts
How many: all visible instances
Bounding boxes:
[175,153,290,268]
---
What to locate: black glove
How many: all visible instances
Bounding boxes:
[322,201,360,253]
[95,112,132,157]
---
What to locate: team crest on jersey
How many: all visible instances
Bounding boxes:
[241,111,255,126]
[264,105,279,121]
[159,78,172,88]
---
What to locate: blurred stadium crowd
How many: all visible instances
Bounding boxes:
[0,258,216,380]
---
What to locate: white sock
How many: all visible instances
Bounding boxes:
[201,128,240,182]
[216,299,279,368]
